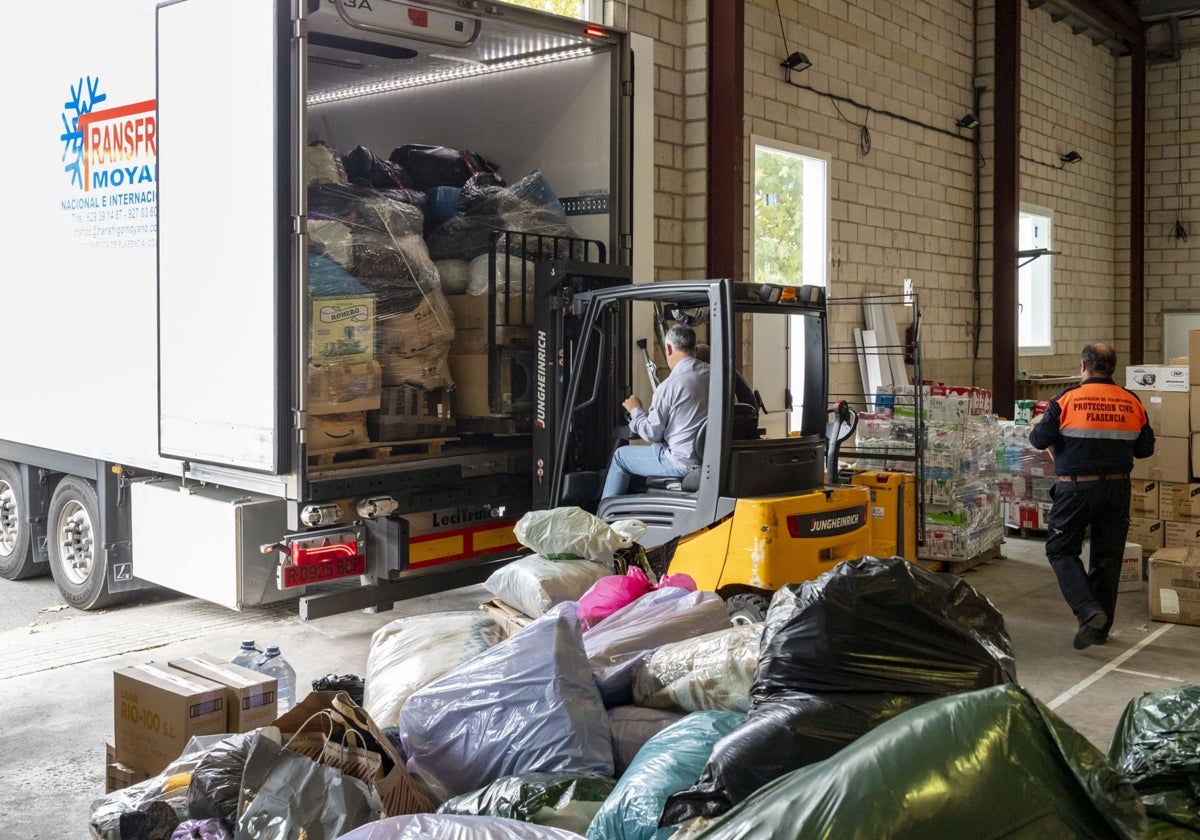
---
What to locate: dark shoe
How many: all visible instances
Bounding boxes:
[1074,613,1107,650]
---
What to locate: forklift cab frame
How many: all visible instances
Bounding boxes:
[538,275,830,549]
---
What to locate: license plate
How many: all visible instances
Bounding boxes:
[281,554,366,588]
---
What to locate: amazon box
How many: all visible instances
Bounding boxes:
[168,654,277,733]
[113,662,227,776]
[1148,546,1200,626]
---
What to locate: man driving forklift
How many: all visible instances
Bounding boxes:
[601,325,710,498]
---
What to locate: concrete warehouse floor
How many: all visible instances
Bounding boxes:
[2,534,1198,839]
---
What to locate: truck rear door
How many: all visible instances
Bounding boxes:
[156,0,296,473]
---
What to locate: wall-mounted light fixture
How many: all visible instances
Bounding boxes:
[956,113,979,130]
[780,51,812,72]
[1059,150,1083,167]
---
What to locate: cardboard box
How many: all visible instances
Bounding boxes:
[113,662,227,776]
[1126,365,1162,391]
[1161,482,1200,522]
[168,654,278,733]
[377,347,454,391]
[1148,546,1200,626]
[1161,365,1190,392]
[1132,436,1190,484]
[1190,386,1200,433]
[448,352,531,417]
[1084,540,1143,592]
[1165,520,1200,549]
[376,292,455,357]
[307,360,382,415]
[105,740,151,793]
[311,295,375,364]
[1190,329,1200,371]
[1128,517,1165,552]
[480,598,534,638]
[1130,480,1160,520]
[451,324,533,355]
[447,292,489,331]
[307,411,369,452]
[1142,391,1190,438]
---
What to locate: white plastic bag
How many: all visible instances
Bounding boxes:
[514,507,646,561]
[484,555,614,618]
[364,611,505,729]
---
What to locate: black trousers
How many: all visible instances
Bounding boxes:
[1044,478,1131,633]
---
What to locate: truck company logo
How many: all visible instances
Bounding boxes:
[431,505,507,529]
[58,76,157,251]
[787,505,867,539]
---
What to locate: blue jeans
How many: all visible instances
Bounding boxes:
[601,443,687,499]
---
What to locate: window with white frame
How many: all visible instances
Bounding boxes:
[1018,207,1053,355]
[751,138,830,435]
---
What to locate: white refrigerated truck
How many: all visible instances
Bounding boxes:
[0,0,632,618]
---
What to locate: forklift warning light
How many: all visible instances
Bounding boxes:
[787,505,867,539]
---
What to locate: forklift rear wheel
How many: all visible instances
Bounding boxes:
[727,592,770,625]
[0,460,40,580]
[47,476,119,611]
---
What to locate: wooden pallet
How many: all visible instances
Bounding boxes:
[921,542,1005,574]
[307,436,458,470]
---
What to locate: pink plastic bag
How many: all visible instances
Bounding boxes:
[578,568,699,630]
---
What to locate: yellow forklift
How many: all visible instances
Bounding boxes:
[534,275,895,622]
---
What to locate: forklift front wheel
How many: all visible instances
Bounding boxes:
[727,592,770,625]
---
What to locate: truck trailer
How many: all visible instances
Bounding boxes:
[0,0,635,618]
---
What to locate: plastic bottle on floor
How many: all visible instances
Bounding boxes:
[231,639,261,670]
[256,645,297,717]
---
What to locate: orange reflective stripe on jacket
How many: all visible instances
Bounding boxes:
[1057,381,1147,441]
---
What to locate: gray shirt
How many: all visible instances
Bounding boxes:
[628,355,710,471]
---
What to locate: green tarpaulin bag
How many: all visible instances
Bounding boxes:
[1108,684,1200,833]
[682,684,1146,840]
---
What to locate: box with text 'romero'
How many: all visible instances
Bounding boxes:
[168,654,277,733]
[113,662,227,776]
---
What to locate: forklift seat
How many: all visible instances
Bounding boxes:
[645,420,706,493]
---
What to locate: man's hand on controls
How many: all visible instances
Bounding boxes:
[622,395,644,413]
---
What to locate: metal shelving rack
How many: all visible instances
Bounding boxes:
[825,293,925,551]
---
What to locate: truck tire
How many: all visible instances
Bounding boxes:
[0,460,40,580]
[47,476,118,610]
[727,592,770,625]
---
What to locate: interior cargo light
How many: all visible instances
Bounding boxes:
[779,286,797,301]
[307,46,595,105]
[584,25,610,39]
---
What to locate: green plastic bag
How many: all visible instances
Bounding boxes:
[1108,684,1200,832]
[437,772,616,835]
[683,684,1146,840]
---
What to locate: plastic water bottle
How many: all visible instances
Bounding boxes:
[256,645,297,717]
[231,639,261,670]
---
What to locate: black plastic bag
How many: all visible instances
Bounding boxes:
[187,732,257,827]
[753,556,1016,699]
[343,145,413,191]
[312,673,365,706]
[662,556,1017,826]
[661,691,921,823]
[389,144,502,191]
[1108,684,1200,831]
[681,685,1146,840]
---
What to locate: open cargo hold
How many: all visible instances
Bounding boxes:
[0,0,630,616]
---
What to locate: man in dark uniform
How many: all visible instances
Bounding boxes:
[1029,343,1155,649]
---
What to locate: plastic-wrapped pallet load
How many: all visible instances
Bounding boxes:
[587,711,746,840]
[484,555,614,620]
[673,685,1147,840]
[364,611,504,730]
[632,623,762,714]
[399,602,614,804]
[661,556,1017,827]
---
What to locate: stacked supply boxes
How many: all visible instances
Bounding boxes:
[996,421,1057,533]
[854,384,1002,561]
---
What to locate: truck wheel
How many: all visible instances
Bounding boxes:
[727,592,770,625]
[0,461,40,580]
[47,476,117,610]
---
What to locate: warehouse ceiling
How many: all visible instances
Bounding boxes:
[1029,0,1200,58]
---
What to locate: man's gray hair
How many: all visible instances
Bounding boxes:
[665,324,697,352]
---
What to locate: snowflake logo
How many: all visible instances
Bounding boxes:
[60,77,107,190]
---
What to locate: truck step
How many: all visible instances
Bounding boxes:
[307,436,459,471]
